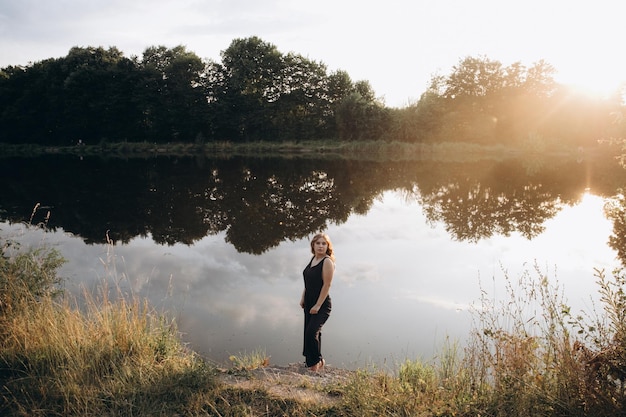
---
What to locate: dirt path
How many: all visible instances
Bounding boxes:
[216,362,356,405]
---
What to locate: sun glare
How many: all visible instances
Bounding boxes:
[557,69,625,100]
[567,82,623,100]
[577,190,611,232]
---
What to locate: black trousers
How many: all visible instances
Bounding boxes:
[302,299,331,367]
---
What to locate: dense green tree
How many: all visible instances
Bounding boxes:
[434,56,510,143]
[335,80,390,141]
[207,37,344,142]
[271,52,332,140]
[139,45,209,142]
[492,60,557,142]
[0,59,67,144]
[388,90,447,143]
[209,37,284,141]
[0,47,146,145]
[438,55,622,149]
[327,70,354,102]
[59,46,144,143]
[417,56,565,145]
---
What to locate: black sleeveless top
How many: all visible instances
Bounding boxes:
[303,256,331,310]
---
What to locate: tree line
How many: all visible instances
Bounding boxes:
[1,36,624,147]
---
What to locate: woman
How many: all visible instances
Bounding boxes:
[300,233,335,371]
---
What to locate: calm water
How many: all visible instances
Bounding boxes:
[1,153,624,370]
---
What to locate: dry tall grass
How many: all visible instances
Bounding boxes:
[0,240,218,416]
[333,264,626,416]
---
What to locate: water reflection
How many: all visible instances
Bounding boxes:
[2,153,626,369]
[1,154,625,252]
[1,189,619,369]
[605,193,626,263]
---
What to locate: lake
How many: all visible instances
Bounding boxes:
[1,151,624,370]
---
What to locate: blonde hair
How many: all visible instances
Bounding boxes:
[310,233,335,262]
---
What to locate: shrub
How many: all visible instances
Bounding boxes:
[0,239,65,317]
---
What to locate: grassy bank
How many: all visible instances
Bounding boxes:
[0,139,589,162]
[2,238,625,416]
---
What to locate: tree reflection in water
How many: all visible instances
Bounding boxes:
[3,152,626,368]
[1,153,626,253]
[605,192,626,266]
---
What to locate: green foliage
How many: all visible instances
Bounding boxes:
[415,55,624,148]
[398,358,436,393]
[139,45,209,142]
[335,86,391,141]
[1,39,622,148]
[209,36,384,142]
[0,240,65,315]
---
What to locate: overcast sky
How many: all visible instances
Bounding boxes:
[1,0,624,107]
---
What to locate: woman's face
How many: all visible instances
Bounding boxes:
[312,237,328,256]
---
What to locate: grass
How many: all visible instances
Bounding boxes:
[2,233,626,416]
[228,348,271,372]
[0,243,218,416]
[0,139,589,162]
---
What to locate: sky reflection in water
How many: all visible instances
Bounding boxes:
[2,190,617,370]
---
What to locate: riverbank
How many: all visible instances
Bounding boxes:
[215,362,355,407]
[0,139,588,162]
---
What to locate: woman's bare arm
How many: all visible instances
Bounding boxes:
[310,258,334,314]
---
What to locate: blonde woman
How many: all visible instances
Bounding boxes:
[300,233,335,371]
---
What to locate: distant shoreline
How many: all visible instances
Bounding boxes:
[0,140,594,162]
